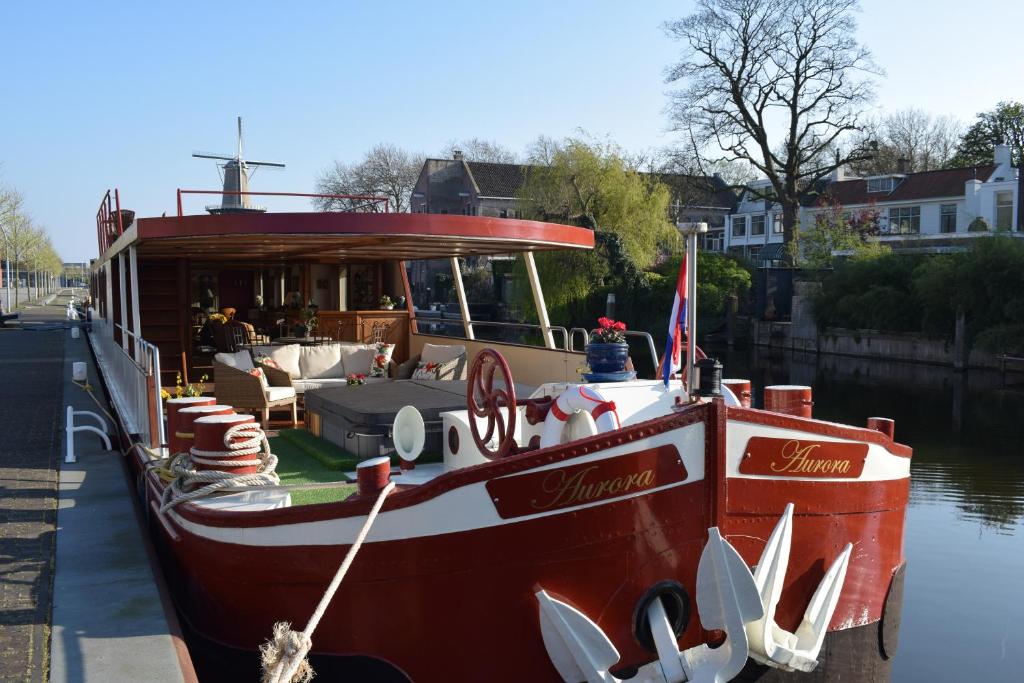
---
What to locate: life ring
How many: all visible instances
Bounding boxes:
[539,385,621,448]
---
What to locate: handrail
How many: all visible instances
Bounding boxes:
[413,315,569,350]
[95,189,123,254]
[175,189,390,217]
[570,327,660,375]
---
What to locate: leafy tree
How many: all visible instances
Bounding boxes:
[315,143,424,213]
[658,251,752,316]
[949,101,1024,167]
[665,0,878,255]
[799,199,889,268]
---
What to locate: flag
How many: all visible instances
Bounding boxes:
[662,255,687,386]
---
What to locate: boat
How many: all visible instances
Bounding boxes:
[86,181,910,682]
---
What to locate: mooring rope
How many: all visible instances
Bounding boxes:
[159,421,280,512]
[260,480,396,683]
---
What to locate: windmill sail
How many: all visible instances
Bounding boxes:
[192,117,285,214]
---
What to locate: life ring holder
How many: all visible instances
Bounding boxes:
[539,385,621,449]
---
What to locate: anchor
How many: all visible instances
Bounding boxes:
[744,503,853,673]
[537,505,854,682]
[537,528,762,683]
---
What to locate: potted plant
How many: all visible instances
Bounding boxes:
[379,295,395,310]
[293,307,319,338]
[586,317,629,373]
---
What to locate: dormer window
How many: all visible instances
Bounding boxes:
[867,176,897,193]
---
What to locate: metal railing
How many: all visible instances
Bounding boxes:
[175,189,390,217]
[414,315,570,349]
[87,318,165,448]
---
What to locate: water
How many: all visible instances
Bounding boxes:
[709,345,1024,682]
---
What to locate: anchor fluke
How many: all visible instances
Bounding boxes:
[536,589,621,683]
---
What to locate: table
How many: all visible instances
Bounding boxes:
[304,379,535,458]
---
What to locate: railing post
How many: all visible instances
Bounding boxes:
[118,253,129,352]
[177,189,183,217]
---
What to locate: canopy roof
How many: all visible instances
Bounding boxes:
[107,211,594,263]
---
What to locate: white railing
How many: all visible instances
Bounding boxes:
[86,317,165,448]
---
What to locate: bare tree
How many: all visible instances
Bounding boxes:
[441,138,518,163]
[852,109,963,175]
[316,144,424,213]
[665,0,879,250]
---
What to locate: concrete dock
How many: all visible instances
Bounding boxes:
[0,291,193,682]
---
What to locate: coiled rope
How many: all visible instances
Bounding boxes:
[260,480,396,683]
[160,421,280,512]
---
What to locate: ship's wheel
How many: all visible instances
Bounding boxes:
[467,349,518,459]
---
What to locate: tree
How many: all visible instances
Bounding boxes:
[665,0,879,256]
[315,143,424,213]
[799,198,888,268]
[441,138,518,163]
[949,101,1024,167]
[851,109,962,175]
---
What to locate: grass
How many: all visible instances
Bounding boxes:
[269,433,357,505]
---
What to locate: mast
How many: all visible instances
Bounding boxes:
[678,222,707,397]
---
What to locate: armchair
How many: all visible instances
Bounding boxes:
[213,358,298,429]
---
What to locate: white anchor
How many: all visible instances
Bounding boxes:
[536,505,853,683]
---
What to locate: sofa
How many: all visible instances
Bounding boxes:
[248,343,389,394]
[394,343,469,380]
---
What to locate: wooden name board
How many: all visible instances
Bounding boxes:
[739,437,868,478]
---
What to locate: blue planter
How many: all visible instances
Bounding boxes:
[586,342,629,373]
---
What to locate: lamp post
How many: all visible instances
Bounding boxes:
[676,222,708,397]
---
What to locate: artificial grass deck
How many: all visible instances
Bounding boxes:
[269,433,357,505]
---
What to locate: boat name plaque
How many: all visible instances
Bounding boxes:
[739,437,868,478]
[486,445,687,519]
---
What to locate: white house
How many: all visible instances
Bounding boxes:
[725,144,1021,261]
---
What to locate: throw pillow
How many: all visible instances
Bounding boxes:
[411,357,460,380]
[256,355,281,370]
[368,343,395,378]
[247,367,269,389]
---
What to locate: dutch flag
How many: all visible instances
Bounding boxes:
[662,255,688,386]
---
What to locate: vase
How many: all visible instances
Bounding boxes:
[586,342,629,374]
[381,304,395,310]
[292,324,308,338]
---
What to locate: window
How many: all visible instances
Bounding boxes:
[940,204,957,233]
[499,209,508,219]
[702,231,724,252]
[748,245,762,262]
[751,215,766,236]
[996,192,1013,230]
[732,216,747,237]
[888,206,920,234]
[867,177,895,193]
[772,213,784,234]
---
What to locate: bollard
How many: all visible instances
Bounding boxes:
[71,326,80,339]
[356,456,392,498]
[176,404,234,455]
[192,413,258,474]
[764,385,813,418]
[722,379,752,408]
[72,362,87,382]
[165,397,217,453]
[867,417,895,440]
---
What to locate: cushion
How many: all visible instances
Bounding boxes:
[338,344,376,376]
[265,386,296,402]
[411,357,461,381]
[299,345,344,379]
[214,350,255,371]
[247,367,269,389]
[369,343,395,378]
[254,344,301,379]
[420,343,466,365]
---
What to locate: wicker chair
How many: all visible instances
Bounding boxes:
[213,360,298,429]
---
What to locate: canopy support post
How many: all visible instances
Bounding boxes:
[129,246,142,363]
[118,253,129,352]
[523,251,555,349]
[450,257,474,340]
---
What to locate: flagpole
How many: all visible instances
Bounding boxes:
[678,222,707,398]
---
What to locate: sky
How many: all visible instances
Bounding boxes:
[1,0,1021,262]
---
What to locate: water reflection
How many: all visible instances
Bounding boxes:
[708,345,1024,680]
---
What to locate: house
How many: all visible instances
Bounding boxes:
[725,143,1021,260]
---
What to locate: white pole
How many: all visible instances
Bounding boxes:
[129,246,143,361]
[449,256,474,340]
[678,222,707,397]
[118,253,129,351]
[523,251,555,349]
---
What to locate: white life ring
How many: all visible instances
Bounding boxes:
[539,385,621,448]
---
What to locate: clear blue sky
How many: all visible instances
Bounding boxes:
[1,0,1020,261]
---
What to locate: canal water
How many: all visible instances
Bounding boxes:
[709,345,1024,682]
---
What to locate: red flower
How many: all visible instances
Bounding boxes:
[613,321,626,331]
[598,317,612,329]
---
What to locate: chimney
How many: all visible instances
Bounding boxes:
[994,143,1012,177]
[453,150,464,161]
[896,158,909,174]
[830,164,850,182]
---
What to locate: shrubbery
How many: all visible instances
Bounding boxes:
[814,236,1024,354]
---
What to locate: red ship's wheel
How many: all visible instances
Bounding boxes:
[467,349,518,459]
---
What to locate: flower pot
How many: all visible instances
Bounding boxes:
[586,342,629,374]
[292,324,308,338]
[381,305,395,310]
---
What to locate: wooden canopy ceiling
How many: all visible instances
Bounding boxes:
[129,211,594,262]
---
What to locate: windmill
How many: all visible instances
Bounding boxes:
[193,117,285,214]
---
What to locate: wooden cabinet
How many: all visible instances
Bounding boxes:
[316,310,409,361]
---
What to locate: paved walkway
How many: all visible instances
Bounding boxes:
[0,291,190,682]
[0,295,68,682]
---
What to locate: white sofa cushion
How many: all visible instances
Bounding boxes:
[338,344,376,375]
[299,345,344,379]
[214,350,255,371]
[421,343,466,365]
[265,386,296,402]
[253,344,301,379]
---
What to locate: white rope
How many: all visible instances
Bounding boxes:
[159,421,280,512]
[261,480,396,683]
